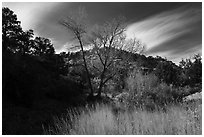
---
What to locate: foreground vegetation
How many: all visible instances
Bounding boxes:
[2,7,202,135]
[44,101,202,135]
[43,70,202,135]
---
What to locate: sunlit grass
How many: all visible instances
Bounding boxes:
[43,102,202,135]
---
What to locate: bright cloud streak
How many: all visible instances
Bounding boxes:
[126,5,201,56]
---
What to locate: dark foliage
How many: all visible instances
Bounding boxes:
[179,54,202,87]
[154,60,181,86]
[2,7,202,134]
[2,7,85,135]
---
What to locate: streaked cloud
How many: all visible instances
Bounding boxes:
[126,4,201,64]
[3,2,201,64]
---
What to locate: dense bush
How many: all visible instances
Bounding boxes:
[179,54,202,87]
[124,70,192,110]
[154,60,181,86]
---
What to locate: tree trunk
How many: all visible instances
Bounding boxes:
[97,80,103,97]
[78,37,94,97]
[97,66,106,97]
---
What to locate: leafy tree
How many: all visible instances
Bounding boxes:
[3,7,55,57]
[49,52,70,76]
[154,60,181,86]
[192,54,202,85]
[17,29,34,55]
[2,7,34,55]
[179,54,202,87]
[2,7,21,52]
[31,37,55,57]
[2,7,58,106]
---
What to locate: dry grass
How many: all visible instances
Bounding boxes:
[43,102,202,135]
[43,71,202,135]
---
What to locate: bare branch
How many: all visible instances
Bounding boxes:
[60,7,94,96]
[92,64,101,73]
[102,72,117,85]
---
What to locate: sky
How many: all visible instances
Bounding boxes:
[2,2,202,64]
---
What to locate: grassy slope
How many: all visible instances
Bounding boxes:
[44,100,202,135]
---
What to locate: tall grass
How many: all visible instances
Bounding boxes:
[43,102,202,135]
[43,70,201,135]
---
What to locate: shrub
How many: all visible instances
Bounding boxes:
[125,70,187,110]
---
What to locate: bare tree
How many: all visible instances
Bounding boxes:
[60,7,144,98]
[60,7,94,97]
[87,16,144,97]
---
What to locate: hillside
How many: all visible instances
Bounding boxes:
[2,7,202,135]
